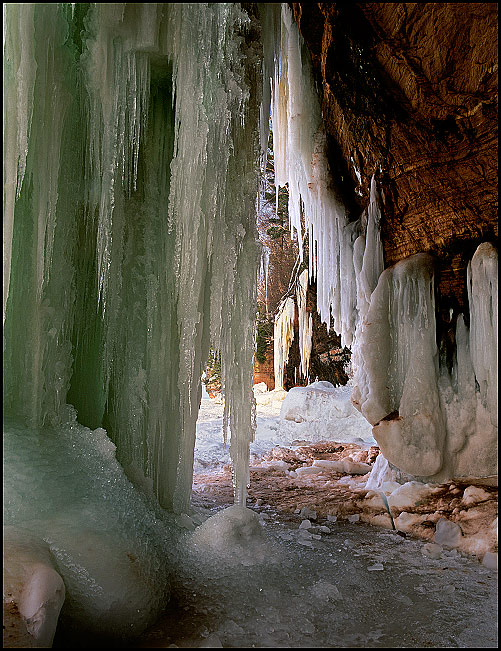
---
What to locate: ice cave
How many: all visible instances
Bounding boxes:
[3,3,498,648]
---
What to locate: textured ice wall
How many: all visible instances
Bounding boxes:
[3,3,263,639]
[3,3,261,512]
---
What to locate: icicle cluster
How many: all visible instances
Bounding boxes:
[3,3,262,512]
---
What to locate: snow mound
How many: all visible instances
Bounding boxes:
[277,382,375,444]
[3,417,171,639]
[254,387,287,408]
[189,506,271,566]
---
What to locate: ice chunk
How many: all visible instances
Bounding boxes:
[387,482,439,510]
[421,543,443,560]
[482,552,498,571]
[434,518,463,548]
[461,485,492,506]
[295,466,325,476]
[278,382,375,445]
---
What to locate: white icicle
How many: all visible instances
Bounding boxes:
[274,297,295,390]
[297,269,312,379]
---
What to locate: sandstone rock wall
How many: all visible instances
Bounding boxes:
[290,2,498,314]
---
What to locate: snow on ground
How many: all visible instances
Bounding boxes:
[194,385,498,569]
[194,382,375,474]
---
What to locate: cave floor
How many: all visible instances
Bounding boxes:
[130,476,498,649]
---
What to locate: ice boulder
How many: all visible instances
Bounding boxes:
[277,382,375,444]
[434,518,463,548]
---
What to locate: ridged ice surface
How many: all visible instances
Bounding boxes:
[3,410,173,638]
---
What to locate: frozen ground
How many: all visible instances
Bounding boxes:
[128,392,497,649]
[133,502,498,648]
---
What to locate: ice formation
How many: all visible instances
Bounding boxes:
[2,2,498,642]
[3,3,261,513]
[3,2,264,640]
[278,381,375,445]
[273,296,295,390]
[264,4,497,483]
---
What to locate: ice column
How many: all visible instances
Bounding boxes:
[274,297,296,390]
[467,242,498,429]
[353,254,446,477]
[297,269,313,380]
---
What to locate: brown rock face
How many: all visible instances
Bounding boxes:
[291,2,498,313]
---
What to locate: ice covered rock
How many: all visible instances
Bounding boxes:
[253,382,268,395]
[394,511,424,532]
[254,388,287,408]
[3,528,65,648]
[461,485,492,506]
[278,383,375,445]
[387,481,439,510]
[434,518,463,548]
[347,514,360,523]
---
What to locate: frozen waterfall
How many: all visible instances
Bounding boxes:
[4,2,261,514]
